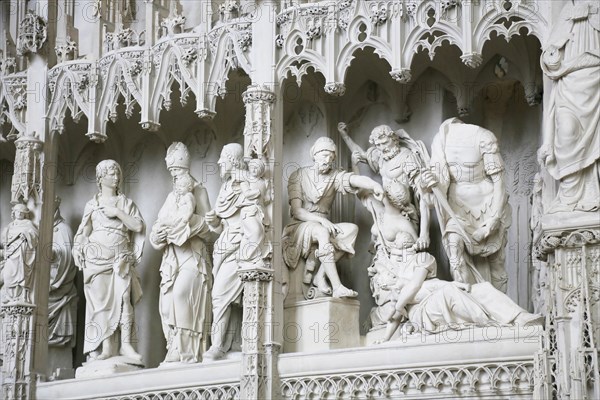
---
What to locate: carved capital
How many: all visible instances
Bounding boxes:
[139,121,161,131]
[460,53,483,69]
[0,302,35,317]
[195,109,216,121]
[324,82,346,96]
[86,131,108,143]
[538,228,600,260]
[17,12,47,57]
[243,86,276,105]
[390,69,412,84]
[239,268,274,282]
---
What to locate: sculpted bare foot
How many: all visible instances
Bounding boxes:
[120,343,143,361]
[332,285,357,298]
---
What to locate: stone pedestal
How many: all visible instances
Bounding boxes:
[284,298,360,353]
[75,357,144,379]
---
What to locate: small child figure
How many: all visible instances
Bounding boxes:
[172,174,196,224]
[238,158,271,268]
[241,158,270,207]
[155,174,196,246]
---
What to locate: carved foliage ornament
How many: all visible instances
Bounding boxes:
[55,36,77,63]
[17,12,47,57]
[539,229,600,259]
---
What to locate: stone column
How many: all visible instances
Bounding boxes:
[238,268,279,399]
[534,220,600,399]
[239,83,281,399]
[1,304,35,399]
[1,9,58,399]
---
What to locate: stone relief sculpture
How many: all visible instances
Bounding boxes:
[150,142,213,364]
[375,249,543,343]
[426,118,511,293]
[204,144,271,360]
[73,160,145,366]
[539,0,599,213]
[0,204,38,303]
[282,137,384,299]
[48,196,77,347]
[338,123,432,327]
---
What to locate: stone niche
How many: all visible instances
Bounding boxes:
[281,34,542,350]
[0,71,250,371]
[0,13,544,393]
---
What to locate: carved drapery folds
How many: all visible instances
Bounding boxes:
[11,132,43,205]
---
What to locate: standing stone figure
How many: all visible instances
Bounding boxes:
[204,144,271,360]
[73,160,145,363]
[426,118,511,293]
[282,137,384,299]
[47,196,78,378]
[539,0,599,213]
[48,196,77,347]
[150,142,213,364]
[1,204,38,303]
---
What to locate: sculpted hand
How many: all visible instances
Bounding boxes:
[337,122,348,135]
[537,145,554,166]
[372,183,384,201]
[101,206,121,218]
[412,236,430,251]
[321,218,341,236]
[154,227,167,242]
[351,151,366,165]
[473,217,500,242]
[73,248,84,269]
[204,210,220,227]
[420,169,437,190]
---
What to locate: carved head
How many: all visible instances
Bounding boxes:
[218,143,244,179]
[310,137,337,174]
[174,174,194,195]
[11,203,30,220]
[369,125,400,160]
[247,158,266,178]
[96,160,122,194]
[165,142,191,175]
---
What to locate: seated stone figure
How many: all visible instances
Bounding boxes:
[283,137,384,299]
[375,236,543,343]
